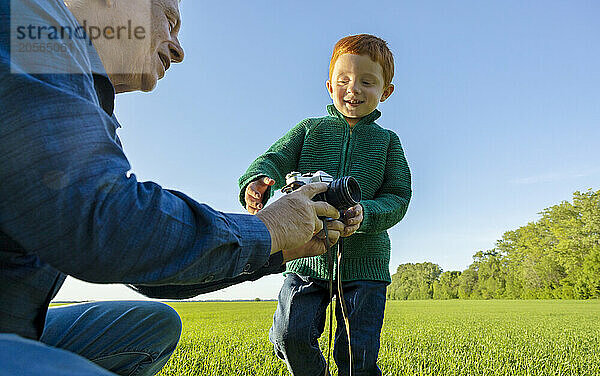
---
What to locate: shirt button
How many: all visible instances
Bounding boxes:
[264,260,270,268]
[243,263,252,272]
[203,275,214,282]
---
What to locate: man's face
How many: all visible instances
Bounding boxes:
[87,0,184,93]
[326,53,394,126]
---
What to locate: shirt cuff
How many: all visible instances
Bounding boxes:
[222,212,272,276]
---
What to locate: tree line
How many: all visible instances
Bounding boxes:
[387,189,600,300]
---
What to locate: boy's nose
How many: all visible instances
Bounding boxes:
[347,85,360,94]
[347,82,361,94]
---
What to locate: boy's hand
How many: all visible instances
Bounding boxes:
[341,204,363,237]
[245,176,275,214]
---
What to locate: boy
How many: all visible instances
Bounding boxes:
[238,34,411,376]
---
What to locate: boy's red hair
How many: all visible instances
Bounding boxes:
[329,34,395,88]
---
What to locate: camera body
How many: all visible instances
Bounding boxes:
[282,171,361,211]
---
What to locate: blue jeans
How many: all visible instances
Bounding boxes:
[0,301,181,376]
[269,273,388,376]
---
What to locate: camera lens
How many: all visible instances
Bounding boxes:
[325,176,361,210]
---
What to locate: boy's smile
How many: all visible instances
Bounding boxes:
[327,53,394,127]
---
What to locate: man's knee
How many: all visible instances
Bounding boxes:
[142,302,182,346]
[123,301,182,353]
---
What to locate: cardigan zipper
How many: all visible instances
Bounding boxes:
[343,127,352,176]
[338,112,365,178]
[338,124,351,178]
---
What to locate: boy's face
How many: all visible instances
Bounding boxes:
[326,53,394,126]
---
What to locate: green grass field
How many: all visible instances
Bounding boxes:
[157,300,600,376]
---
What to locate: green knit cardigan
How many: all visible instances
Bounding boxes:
[238,105,412,282]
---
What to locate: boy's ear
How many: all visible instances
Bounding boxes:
[380,84,394,102]
[326,80,334,99]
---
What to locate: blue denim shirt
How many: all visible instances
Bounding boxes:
[0,0,282,340]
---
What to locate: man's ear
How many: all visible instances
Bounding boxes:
[380,83,394,102]
[326,80,334,99]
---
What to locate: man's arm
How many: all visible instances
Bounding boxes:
[357,131,412,234]
[0,69,271,285]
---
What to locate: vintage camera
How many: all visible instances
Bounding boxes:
[282,171,361,211]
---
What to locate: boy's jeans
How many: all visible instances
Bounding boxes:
[269,273,387,376]
[0,301,181,376]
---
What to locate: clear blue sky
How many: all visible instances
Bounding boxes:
[55,0,600,301]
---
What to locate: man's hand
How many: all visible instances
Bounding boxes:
[245,176,275,214]
[340,204,363,237]
[255,182,340,253]
[282,219,344,263]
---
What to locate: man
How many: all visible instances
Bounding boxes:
[0,0,344,375]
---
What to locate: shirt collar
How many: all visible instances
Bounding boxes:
[87,43,116,116]
[326,104,382,126]
[92,73,116,117]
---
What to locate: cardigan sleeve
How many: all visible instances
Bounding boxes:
[238,119,309,208]
[357,130,412,234]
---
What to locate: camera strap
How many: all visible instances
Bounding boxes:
[337,239,353,375]
[323,221,353,376]
[324,221,334,375]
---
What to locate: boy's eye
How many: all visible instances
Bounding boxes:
[362,81,373,86]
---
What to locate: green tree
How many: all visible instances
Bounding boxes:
[388,262,442,300]
[457,266,478,299]
[484,189,599,299]
[472,250,507,299]
[433,271,461,299]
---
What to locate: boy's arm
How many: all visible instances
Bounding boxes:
[357,131,412,234]
[238,120,309,208]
